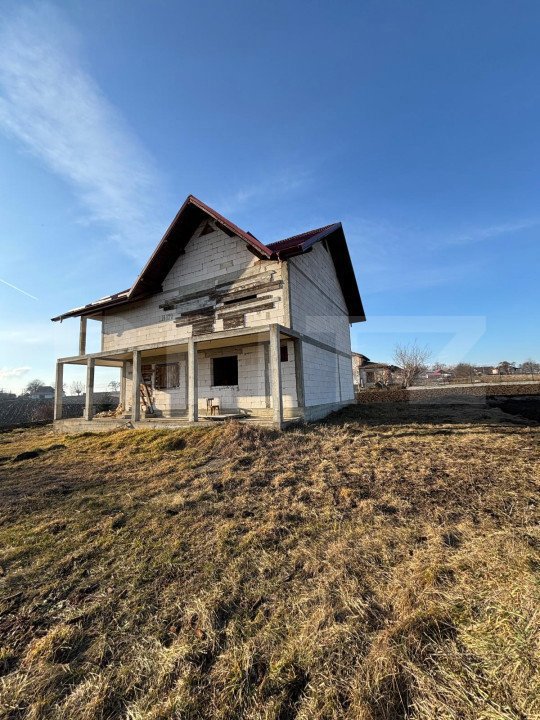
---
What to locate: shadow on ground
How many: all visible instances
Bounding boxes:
[323,396,540,429]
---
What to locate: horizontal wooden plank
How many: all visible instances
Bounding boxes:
[214,279,282,303]
[159,271,282,310]
[216,294,272,313]
[223,316,245,330]
[176,305,215,318]
[217,301,275,320]
[213,271,275,292]
[159,271,277,309]
[192,321,214,336]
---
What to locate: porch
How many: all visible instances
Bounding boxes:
[54,324,305,431]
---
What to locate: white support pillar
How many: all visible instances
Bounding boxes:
[132,350,141,422]
[54,362,64,421]
[79,316,87,356]
[84,357,95,420]
[187,338,198,422]
[120,362,127,411]
[269,324,283,430]
[294,337,305,410]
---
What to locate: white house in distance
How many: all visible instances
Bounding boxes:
[52,196,365,430]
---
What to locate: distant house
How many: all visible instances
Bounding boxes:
[52,195,365,429]
[0,390,16,400]
[497,363,518,375]
[424,368,453,382]
[28,386,55,400]
[474,366,496,376]
[352,352,401,389]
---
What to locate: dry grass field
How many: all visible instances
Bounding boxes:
[0,404,539,719]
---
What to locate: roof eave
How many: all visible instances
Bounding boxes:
[51,290,150,322]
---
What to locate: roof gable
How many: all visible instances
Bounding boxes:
[267,223,365,321]
[52,195,365,322]
[128,195,272,299]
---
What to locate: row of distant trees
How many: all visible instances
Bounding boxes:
[393,343,539,388]
[9,353,540,398]
[19,379,121,397]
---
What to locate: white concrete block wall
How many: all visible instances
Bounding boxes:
[101,220,284,352]
[124,341,298,415]
[197,342,296,411]
[288,242,354,407]
[302,342,342,406]
[96,221,355,419]
[124,355,187,414]
[288,243,352,354]
[339,353,355,401]
[280,340,297,408]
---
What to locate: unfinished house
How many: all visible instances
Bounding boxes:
[52,195,365,431]
[352,353,401,390]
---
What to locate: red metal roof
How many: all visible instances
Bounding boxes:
[52,197,365,322]
[267,223,339,253]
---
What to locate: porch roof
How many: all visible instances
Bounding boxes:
[57,324,297,366]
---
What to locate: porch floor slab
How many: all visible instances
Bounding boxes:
[53,415,303,434]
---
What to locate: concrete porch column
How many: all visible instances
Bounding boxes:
[269,324,283,430]
[187,337,198,422]
[120,362,127,411]
[79,317,87,356]
[54,362,64,421]
[132,350,141,422]
[293,337,305,410]
[84,357,95,420]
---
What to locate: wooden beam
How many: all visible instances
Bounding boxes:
[84,357,95,421]
[217,300,275,320]
[269,324,283,430]
[159,267,276,308]
[214,279,282,303]
[187,338,198,422]
[54,362,63,421]
[223,316,245,330]
[132,350,141,421]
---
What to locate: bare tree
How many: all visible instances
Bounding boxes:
[522,358,538,380]
[453,363,476,383]
[108,380,121,393]
[70,380,84,396]
[24,379,46,396]
[393,342,431,388]
[498,360,514,375]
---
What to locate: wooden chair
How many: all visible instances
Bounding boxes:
[206,397,221,416]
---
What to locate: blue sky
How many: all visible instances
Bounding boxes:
[1,0,539,393]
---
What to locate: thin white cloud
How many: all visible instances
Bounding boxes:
[214,168,312,217]
[0,366,31,379]
[0,277,38,299]
[343,213,537,294]
[0,3,163,259]
[443,219,539,246]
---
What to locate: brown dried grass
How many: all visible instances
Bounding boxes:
[0,404,538,719]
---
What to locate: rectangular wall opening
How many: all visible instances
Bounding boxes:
[212,356,238,386]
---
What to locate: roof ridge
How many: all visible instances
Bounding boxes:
[268,223,337,248]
